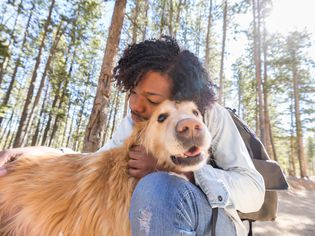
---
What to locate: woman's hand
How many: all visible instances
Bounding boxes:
[0,149,22,176]
[0,150,19,166]
[0,147,64,177]
[127,145,195,183]
[128,145,158,179]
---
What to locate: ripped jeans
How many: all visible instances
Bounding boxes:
[129,172,236,236]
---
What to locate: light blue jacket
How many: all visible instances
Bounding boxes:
[98,102,265,235]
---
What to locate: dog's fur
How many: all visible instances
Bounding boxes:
[0,100,211,236]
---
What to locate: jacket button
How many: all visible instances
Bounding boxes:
[218,195,223,202]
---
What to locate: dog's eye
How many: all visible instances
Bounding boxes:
[192,109,199,116]
[157,113,168,123]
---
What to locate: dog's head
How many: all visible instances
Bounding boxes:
[137,100,211,172]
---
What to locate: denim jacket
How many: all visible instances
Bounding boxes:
[98,102,265,236]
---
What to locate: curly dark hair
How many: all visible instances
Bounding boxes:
[113,36,217,113]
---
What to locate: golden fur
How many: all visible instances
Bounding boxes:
[0,100,211,236]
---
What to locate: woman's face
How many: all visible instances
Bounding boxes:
[129,71,173,123]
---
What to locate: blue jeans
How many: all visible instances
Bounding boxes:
[129,172,236,236]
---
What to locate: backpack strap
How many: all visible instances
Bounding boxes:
[211,207,218,236]
[248,220,253,236]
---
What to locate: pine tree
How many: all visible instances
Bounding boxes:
[83,0,127,152]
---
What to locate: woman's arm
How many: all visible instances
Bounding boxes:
[0,146,64,176]
[0,146,64,165]
[194,103,265,213]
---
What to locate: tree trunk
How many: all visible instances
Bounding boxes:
[48,33,78,147]
[41,91,59,146]
[292,57,307,177]
[62,101,72,146]
[235,70,242,117]
[173,0,183,38]
[123,94,129,117]
[288,91,296,176]
[252,0,265,144]
[13,0,55,147]
[262,16,277,161]
[0,110,15,149]
[159,0,166,36]
[48,78,70,147]
[204,0,213,73]
[73,77,90,151]
[168,0,173,36]
[6,119,19,149]
[141,0,149,41]
[31,82,50,146]
[194,12,202,57]
[83,0,126,152]
[123,0,142,118]
[131,0,140,43]
[68,107,76,149]
[22,20,64,145]
[8,0,24,46]
[218,0,227,105]
[0,3,35,125]
[103,91,116,144]
[110,90,120,138]
[0,0,25,87]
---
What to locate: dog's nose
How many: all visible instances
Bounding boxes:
[175,118,203,140]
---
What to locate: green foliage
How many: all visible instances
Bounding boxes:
[232,57,257,128]
[0,104,10,118]
[0,0,314,177]
[306,136,315,174]
[0,39,10,61]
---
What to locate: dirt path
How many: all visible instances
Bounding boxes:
[252,189,315,236]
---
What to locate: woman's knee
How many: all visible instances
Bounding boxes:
[129,172,216,235]
[131,172,194,204]
[130,172,207,223]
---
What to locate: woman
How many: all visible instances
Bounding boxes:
[0,37,264,235]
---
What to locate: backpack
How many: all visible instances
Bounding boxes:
[225,108,289,235]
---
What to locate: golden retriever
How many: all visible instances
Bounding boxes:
[0,100,212,236]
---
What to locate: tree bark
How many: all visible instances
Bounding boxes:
[252,0,265,144]
[13,0,55,147]
[159,0,166,36]
[218,0,227,105]
[31,82,49,146]
[62,101,72,146]
[141,0,149,41]
[72,77,90,150]
[68,107,76,149]
[168,0,173,36]
[173,0,183,38]
[292,55,307,177]
[123,0,142,117]
[83,0,126,152]
[288,91,296,176]
[22,20,65,145]
[0,2,35,125]
[0,0,25,87]
[262,16,277,160]
[41,89,59,146]
[0,110,15,149]
[48,77,70,147]
[204,0,213,73]
[131,0,140,43]
[110,90,120,138]
[103,91,116,144]
[48,31,78,147]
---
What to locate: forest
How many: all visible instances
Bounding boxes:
[0,0,314,178]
